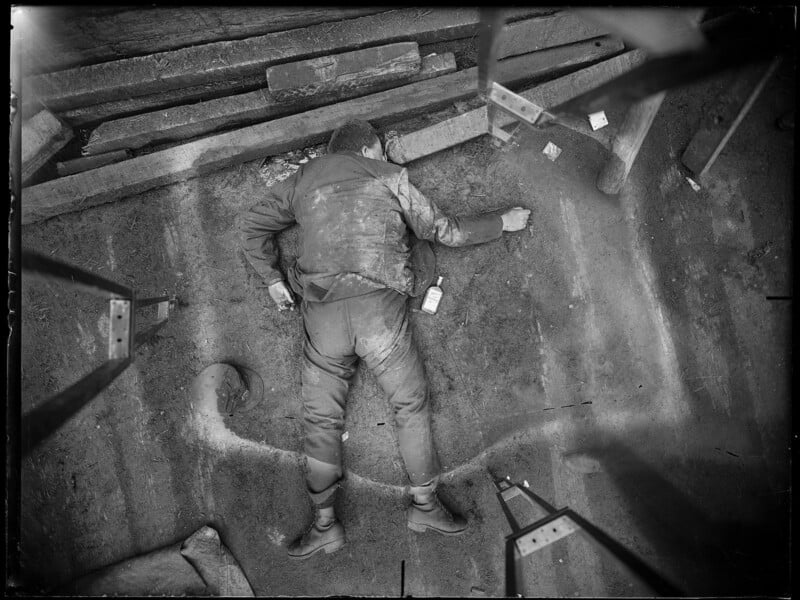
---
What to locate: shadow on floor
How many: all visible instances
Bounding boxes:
[563,437,790,596]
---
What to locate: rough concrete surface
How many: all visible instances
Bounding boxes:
[18,59,792,596]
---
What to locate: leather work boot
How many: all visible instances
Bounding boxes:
[407,478,468,536]
[287,510,346,559]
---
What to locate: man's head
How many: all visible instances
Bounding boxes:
[328,119,385,161]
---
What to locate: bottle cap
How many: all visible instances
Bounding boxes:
[436,276,443,286]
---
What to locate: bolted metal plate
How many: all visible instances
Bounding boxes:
[489,82,544,127]
[108,299,131,359]
[515,514,579,557]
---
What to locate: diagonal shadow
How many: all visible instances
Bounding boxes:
[564,436,790,596]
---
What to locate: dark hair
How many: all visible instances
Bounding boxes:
[328,119,380,153]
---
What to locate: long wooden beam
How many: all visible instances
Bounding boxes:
[681,57,781,178]
[386,40,635,164]
[23,47,589,225]
[58,10,602,127]
[83,53,455,156]
[20,7,390,74]
[56,149,132,177]
[60,75,267,128]
[497,11,608,57]
[26,7,544,112]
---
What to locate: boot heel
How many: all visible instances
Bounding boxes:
[407,521,428,533]
[324,538,346,553]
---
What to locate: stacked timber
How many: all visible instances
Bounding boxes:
[18,7,634,224]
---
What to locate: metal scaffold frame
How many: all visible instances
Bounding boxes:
[20,249,179,456]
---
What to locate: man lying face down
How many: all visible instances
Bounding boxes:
[241,119,530,559]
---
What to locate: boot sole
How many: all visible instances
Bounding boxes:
[287,537,346,559]
[407,521,468,536]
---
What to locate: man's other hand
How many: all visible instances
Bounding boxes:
[268,280,296,311]
[501,207,531,232]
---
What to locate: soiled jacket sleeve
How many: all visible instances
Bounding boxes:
[392,168,503,246]
[240,172,300,285]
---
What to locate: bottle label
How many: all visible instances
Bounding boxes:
[421,288,442,314]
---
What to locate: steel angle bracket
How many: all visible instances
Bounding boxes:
[486,82,554,144]
[515,511,579,557]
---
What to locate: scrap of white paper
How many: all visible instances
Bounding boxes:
[542,141,562,161]
[588,111,609,131]
[686,176,701,192]
[342,431,349,442]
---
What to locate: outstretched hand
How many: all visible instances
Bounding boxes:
[501,207,531,232]
[268,280,296,311]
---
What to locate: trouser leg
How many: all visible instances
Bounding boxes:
[353,289,440,485]
[300,299,357,491]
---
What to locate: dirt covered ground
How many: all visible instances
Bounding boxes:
[18,56,793,595]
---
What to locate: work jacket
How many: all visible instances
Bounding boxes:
[241,151,503,302]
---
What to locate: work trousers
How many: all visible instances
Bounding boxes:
[300,288,440,486]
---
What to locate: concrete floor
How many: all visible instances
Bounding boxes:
[18,57,793,596]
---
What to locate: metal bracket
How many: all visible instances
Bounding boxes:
[493,475,681,597]
[485,82,552,144]
[515,513,579,557]
[489,82,545,126]
[108,299,131,359]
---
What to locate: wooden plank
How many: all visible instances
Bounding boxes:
[84,53,455,156]
[681,57,781,177]
[596,92,666,194]
[497,11,608,58]
[27,7,543,112]
[386,39,635,164]
[58,10,596,127]
[56,150,132,177]
[571,8,706,55]
[22,47,585,225]
[266,42,421,102]
[60,75,267,128]
[19,7,391,74]
[22,110,73,184]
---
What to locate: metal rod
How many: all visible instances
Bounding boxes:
[698,55,782,177]
[22,250,133,298]
[517,485,559,514]
[21,357,131,456]
[477,8,506,95]
[543,35,781,124]
[400,559,405,597]
[505,536,519,597]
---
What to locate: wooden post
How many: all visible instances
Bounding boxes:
[596,91,666,195]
